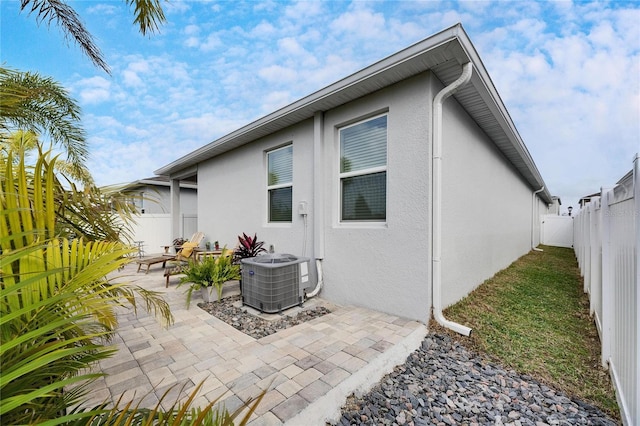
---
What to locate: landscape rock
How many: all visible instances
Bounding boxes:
[332,334,617,425]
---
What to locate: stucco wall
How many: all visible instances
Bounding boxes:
[193,70,547,322]
[439,83,543,308]
[141,186,197,215]
[196,74,432,322]
[197,120,315,259]
[319,74,432,322]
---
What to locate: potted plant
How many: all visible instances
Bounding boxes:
[172,237,186,253]
[178,247,240,306]
[233,233,267,294]
[233,232,267,264]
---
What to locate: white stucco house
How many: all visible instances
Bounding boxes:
[120,176,199,257]
[122,176,197,215]
[155,24,553,332]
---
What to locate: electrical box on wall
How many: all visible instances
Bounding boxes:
[298,201,308,215]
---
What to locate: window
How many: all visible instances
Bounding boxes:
[267,145,293,222]
[340,115,387,222]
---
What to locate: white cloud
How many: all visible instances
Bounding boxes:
[184,36,200,48]
[184,24,200,36]
[86,4,118,15]
[164,0,191,14]
[277,37,307,57]
[250,21,277,38]
[122,69,144,88]
[73,76,112,104]
[200,33,222,51]
[284,1,323,21]
[330,5,386,39]
[260,90,293,114]
[258,65,298,85]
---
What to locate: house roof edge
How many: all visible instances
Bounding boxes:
[154,23,553,203]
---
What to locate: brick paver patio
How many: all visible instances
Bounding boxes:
[84,262,427,425]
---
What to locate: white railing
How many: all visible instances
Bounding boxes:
[573,154,639,425]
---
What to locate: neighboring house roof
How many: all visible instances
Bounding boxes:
[578,192,601,207]
[155,23,552,204]
[123,176,197,191]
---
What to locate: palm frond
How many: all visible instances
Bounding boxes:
[125,0,167,36]
[20,0,110,73]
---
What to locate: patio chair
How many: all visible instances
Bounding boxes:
[163,241,200,287]
[136,232,206,274]
[162,232,205,254]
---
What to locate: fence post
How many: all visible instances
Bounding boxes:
[634,154,640,426]
[590,196,601,315]
[600,188,613,368]
[575,210,583,271]
[584,199,594,294]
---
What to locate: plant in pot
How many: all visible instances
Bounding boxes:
[233,233,267,264]
[178,247,240,307]
[172,237,186,253]
[233,233,267,294]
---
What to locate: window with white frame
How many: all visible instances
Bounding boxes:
[339,114,387,222]
[267,144,293,222]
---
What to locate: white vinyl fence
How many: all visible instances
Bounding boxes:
[573,154,639,426]
[129,213,198,257]
[541,215,574,248]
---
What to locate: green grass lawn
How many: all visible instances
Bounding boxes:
[439,245,619,420]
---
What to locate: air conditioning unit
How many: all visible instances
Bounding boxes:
[241,254,310,313]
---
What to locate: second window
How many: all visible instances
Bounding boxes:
[339,114,387,222]
[267,145,293,222]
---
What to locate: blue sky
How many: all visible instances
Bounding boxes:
[2,0,639,211]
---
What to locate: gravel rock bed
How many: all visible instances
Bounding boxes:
[197,295,331,339]
[334,333,617,426]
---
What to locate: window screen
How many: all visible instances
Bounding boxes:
[267,145,292,222]
[340,115,387,222]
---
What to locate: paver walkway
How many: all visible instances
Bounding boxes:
[84,263,427,425]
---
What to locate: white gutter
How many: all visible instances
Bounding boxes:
[432,62,473,337]
[531,186,544,251]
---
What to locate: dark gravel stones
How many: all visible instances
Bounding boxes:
[197,295,331,339]
[333,334,618,425]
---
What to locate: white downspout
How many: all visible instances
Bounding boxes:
[532,186,544,252]
[306,111,325,299]
[432,62,473,336]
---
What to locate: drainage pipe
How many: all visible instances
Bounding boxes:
[305,259,324,298]
[432,62,473,337]
[306,111,325,299]
[531,186,544,252]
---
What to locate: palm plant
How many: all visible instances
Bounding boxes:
[0,66,93,186]
[0,149,170,422]
[18,0,167,74]
[1,148,265,424]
